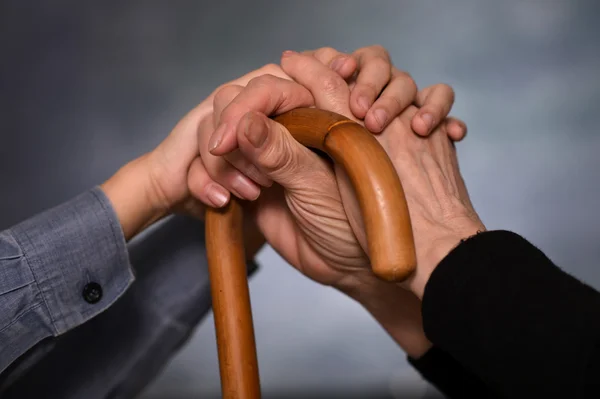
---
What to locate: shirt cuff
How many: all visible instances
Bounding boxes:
[408,346,489,398]
[9,187,134,335]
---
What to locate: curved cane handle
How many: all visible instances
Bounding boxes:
[205,108,417,399]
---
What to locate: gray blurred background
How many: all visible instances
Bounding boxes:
[1,0,599,397]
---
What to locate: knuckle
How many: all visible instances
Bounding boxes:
[246,76,261,89]
[443,84,456,102]
[319,74,345,93]
[357,44,390,61]
[314,46,339,62]
[407,78,418,95]
[259,73,278,84]
[259,63,282,75]
[353,44,368,55]
[315,46,336,56]
[351,49,364,64]
[437,82,453,92]
[214,84,241,103]
[430,83,456,105]
[372,44,390,58]
[385,93,406,111]
[245,76,275,100]
[396,72,418,96]
[396,69,416,85]
[320,46,337,53]
[355,81,378,99]
[252,73,281,88]
[363,82,380,97]
[370,57,391,75]
[433,83,456,113]
[247,74,268,88]
[394,68,412,79]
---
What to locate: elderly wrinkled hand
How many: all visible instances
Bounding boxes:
[182,45,468,358]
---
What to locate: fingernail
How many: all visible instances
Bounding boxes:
[232,174,260,200]
[282,50,297,57]
[330,56,346,71]
[244,114,268,148]
[373,108,388,127]
[421,113,434,131]
[209,123,228,152]
[207,184,229,207]
[357,96,370,112]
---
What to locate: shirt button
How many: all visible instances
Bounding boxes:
[82,282,103,304]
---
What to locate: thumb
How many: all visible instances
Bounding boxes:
[235,111,330,189]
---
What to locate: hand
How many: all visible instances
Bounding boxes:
[301,45,467,140]
[373,110,485,298]
[99,64,292,244]
[204,46,462,285]
[281,49,484,298]
[195,46,465,357]
[207,45,467,204]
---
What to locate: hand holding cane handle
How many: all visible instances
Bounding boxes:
[205,108,417,398]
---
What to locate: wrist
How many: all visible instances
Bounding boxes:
[339,271,433,358]
[409,219,486,299]
[101,154,169,241]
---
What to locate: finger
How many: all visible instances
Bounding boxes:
[197,115,261,201]
[349,45,393,119]
[280,51,353,117]
[196,63,292,123]
[412,84,456,136]
[301,47,358,80]
[213,84,244,128]
[204,63,292,106]
[445,116,468,141]
[187,157,231,208]
[223,150,273,187]
[235,110,330,189]
[209,74,314,155]
[364,67,418,133]
[228,63,292,85]
[211,84,273,186]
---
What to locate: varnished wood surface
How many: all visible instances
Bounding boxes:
[205,108,416,398]
[206,200,261,399]
[275,108,416,281]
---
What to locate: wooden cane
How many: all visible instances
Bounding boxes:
[205,108,417,399]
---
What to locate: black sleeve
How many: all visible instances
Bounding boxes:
[421,230,600,398]
[408,346,495,398]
